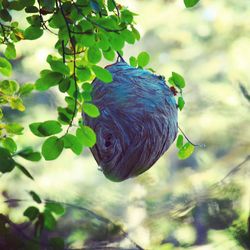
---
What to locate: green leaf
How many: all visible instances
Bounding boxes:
[87,46,102,64]
[121,29,135,44]
[169,72,186,89]
[62,134,83,155]
[178,142,195,160]
[131,26,140,41]
[176,134,184,149]
[137,51,150,68]
[0,57,12,77]
[9,97,25,112]
[45,202,65,216]
[0,147,16,173]
[83,103,100,118]
[109,32,125,51]
[24,26,43,40]
[129,56,137,67]
[47,56,70,75]
[107,0,116,11]
[90,0,101,13]
[44,209,56,231]
[103,49,115,61]
[5,123,24,135]
[178,96,185,111]
[16,163,34,180]
[49,237,64,250]
[0,9,12,22]
[18,83,34,96]
[82,82,93,92]
[5,43,16,59]
[23,206,39,221]
[18,147,42,162]
[76,126,96,147]
[92,65,112,83]
[35,71,63,91]
[2,137,17,153]
[59,78,70,93]
[29,191,42,203]
[30,120,62,137]
[42,136,64,160]
[184,0,200,8]
[76,67,91,82]
[121,9,133,24]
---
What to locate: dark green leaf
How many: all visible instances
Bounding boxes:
[76,126,96,147]
[18,148,42,162]
[90,0,101,13]
[23,206,39,221]
[49,237,65,250]
[24,26,43,40]
[16,163,34,180]
[59,78,70,92]
[29,191,42,203]
[137,51,150,68]
[0,57,12,77]
[107,0,116,11]
[178,142,195,160]
[62,134,83,155]
[42,136,64,160]
[92,65,112,83]
[2,137,17,153]
[184,0,200,8]
[83,103,100,118]
[176,134,184,149]
[45,202,65,216]
[0,9,12,22]
[0,147,15,173]
[44,209,56,231]
[25,6,39,13]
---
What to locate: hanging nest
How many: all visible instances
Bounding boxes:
[84,61,178,182]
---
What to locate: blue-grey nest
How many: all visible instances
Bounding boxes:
[84,61,178,182]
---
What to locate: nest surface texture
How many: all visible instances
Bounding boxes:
[85,61,178,182]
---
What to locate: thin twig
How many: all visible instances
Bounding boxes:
[57,0,78,134]
[178,125,205,148]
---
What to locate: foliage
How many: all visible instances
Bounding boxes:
[0,0,209,248]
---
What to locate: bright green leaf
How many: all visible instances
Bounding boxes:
[87,46,102,64]
[137,51,150,68]
[176,134,184,149]
[44,209,56,230]
[76,126,96,147]
[2,137,17,153]
[92,65,112,83]
[169,72,186,89]
[178,96,185,111]
[83,103,100,118]
[62,134,83,155]
[129,56,137,67]
[5,43,16,59]
[178,142,195,160]
[0,57,12,77]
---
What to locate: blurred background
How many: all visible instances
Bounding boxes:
[0,0,250,249]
